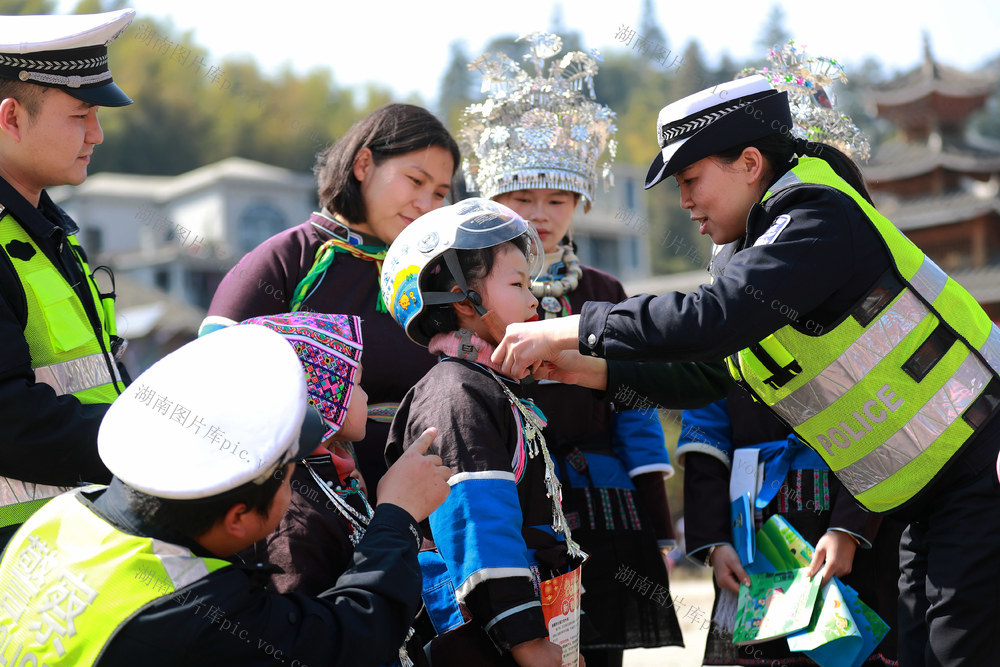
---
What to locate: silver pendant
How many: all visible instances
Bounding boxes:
[541,296,562,313]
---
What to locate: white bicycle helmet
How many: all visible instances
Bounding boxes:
[380,197,543,346]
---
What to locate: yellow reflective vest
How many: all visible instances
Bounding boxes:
[0,209,125,525]
[728,157,1000,512]
[0,487,229,666]
[0,209,123,403]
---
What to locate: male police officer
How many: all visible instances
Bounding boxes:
[0,323,451,666]
[0,9,134,541]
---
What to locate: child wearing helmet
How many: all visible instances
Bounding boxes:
[383,198,583,666]
[459,33,683,663]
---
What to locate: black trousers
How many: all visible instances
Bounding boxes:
[897,432,1000,666]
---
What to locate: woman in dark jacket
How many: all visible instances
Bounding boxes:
[492,73,1000,666]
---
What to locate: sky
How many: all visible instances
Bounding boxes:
[61,0,1000,103]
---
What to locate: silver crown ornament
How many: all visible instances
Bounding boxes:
[459,32,618,205]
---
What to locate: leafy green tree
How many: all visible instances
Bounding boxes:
[438,40,476,128]
[71,0,127,13]
[88,11,398,176]
[671,41,711,98]
[713,52,741,83]
[970,55,1000,141]
[548,4,584,53]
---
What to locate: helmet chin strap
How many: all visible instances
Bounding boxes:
[421,249,508,346]
[441,249,486,316]
[439,250,509,344]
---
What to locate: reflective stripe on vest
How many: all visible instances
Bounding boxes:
[34,351,123,396]
[0,476,69,528]
[0,487,229,665]
[0,211,123,405]
[730,157,999,512]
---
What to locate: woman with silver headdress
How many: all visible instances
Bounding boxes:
[459,33,684,666]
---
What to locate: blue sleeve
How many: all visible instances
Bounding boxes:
[677,399,733,469]
[396,364,546,650]
[611,409,673,478]
[428,472,533,601]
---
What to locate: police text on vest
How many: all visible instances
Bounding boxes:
[814,384,904,455]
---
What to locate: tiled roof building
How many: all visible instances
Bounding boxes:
[864,37,1000,317]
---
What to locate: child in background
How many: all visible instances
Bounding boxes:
[234,312,379,596]
[236,312,440,665]
[679,388,900,665]
[383,199,583,666]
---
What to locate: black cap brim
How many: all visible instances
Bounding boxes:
[644,90,792,190]
[66,80,132,107]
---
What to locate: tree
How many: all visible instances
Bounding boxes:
[89,12,390,176]
[592,52,646,132]
[438,40,476,127]
[0,0,55,13]
[756,4,791,53]
[71,0,127,12]
[971,55,1000,141]
[549,5,584,54]
[481,35,522,64]
[713,52,741,83]
[638,0,667,51]
[671,41,711,99]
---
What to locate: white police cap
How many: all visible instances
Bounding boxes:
[98,324,325,500]
[0,9,135,107]
[645,75,792,189]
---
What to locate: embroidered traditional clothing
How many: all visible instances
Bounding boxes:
[387,356,574,654]
[680,388,901,665]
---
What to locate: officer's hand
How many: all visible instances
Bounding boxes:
[492,315,581,379]
[710,544,751,593]
[377,428,450,522]
[534,350,609,390]
[808,530,857,587]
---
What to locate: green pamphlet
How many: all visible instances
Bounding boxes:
[732,567,821,645]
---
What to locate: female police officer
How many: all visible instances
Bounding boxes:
[493,74,1000,666]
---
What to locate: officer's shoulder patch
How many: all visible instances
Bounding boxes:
[753,214,792,247]
[4,239,36,262]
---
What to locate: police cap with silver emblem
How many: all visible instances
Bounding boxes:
[645,75,793,189]
[0,8,135,107]
[98,324,326,500]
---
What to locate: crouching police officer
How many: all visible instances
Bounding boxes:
[0,324,451,666]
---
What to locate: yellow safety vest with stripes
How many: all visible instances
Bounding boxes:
[727,157,1000,512]
[0,487,229,666]
[0,208,125,525]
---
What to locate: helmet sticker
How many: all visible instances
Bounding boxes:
[391,266,422,325]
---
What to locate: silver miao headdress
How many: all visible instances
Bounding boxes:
[459,32,617,205]
[740,40,871,161]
